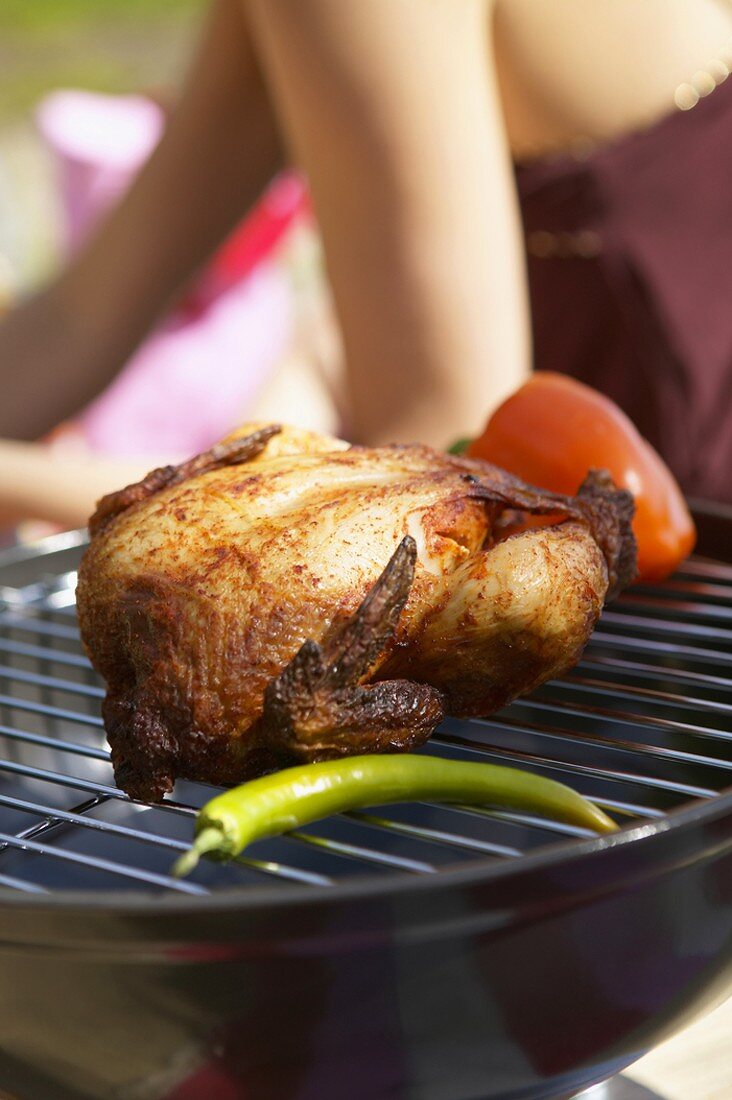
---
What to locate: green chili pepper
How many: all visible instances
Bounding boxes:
[173,754,616,877]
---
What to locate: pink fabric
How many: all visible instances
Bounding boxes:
[36,91,303,457]
[36,90,163,254]
[79,267,291,456]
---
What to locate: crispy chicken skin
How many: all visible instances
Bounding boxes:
[76,424,636,801]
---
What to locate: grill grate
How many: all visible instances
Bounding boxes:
[0,536,728,897]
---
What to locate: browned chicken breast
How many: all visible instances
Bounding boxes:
[76,424,636,801]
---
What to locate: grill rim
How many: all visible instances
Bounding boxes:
[0,770,728,917]
[0,526,729,916]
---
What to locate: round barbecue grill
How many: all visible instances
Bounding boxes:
[0,511,729,1100]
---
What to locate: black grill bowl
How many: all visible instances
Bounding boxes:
[0,509,728,1100]
[1,798,730,1100]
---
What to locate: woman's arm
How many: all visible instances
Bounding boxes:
[0,0,283,441]
[247,0,529,446]
[0,442,171,531]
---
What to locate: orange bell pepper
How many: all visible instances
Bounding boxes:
[467,373,696,582]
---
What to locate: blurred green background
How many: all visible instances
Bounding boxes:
[0,0,202,122]
[0,0,203,287]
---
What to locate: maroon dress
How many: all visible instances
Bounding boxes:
[516,81,732,503]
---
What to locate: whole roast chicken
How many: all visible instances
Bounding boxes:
[77,424,636,801]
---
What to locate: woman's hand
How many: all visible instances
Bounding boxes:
[0,438,181,531]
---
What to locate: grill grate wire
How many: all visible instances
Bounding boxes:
[0,545,728,896]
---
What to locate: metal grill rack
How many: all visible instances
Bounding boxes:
[0,532,729,898]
